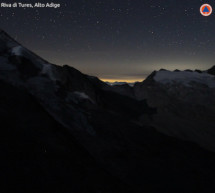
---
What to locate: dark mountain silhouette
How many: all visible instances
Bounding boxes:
[208,65,215,75]
[1,29,215,193]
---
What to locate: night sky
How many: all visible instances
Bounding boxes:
[0,0,214,82]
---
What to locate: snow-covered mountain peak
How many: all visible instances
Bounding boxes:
[0,30,57,87]
[154,70,215,88]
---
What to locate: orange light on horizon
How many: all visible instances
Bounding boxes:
[100,78,144,83]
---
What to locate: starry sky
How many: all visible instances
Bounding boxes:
[0,0,215,82]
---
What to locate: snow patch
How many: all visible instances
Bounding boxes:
[73,91,94,103]
[11,46,24,56]
[41,64,56,81]
[154,70,215,88]
[74,91,90,99]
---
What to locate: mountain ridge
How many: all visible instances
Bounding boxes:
[1,29,215,193]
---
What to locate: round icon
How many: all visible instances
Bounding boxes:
[200,4,212,16]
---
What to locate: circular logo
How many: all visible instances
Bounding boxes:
[200,4,212,16]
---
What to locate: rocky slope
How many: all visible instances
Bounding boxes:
[1,29,215,193]
[132,69,215,152]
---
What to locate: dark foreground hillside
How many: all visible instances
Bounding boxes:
[1,29,215,193]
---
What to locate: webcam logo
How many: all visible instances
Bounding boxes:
[200,4,212,16]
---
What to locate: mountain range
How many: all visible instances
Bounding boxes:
[1,29,215,193]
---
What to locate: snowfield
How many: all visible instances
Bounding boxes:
[154,70,215,88]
